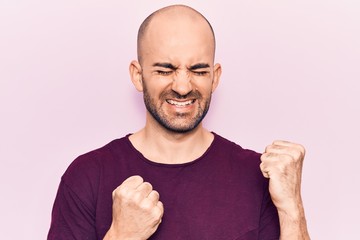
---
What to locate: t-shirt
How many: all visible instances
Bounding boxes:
[48,133,280,240]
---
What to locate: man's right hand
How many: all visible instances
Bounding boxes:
[104,175,164,240]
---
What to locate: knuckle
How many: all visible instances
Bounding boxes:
[140,199,154,211]
[151,190,160,199]
[153,209,162,220]
[123,175,144,187]
[267,152,277,158]
[131,175,144,182]
[272,140,285,146]
[259,162,266,170]
[157,201,164,212]
[154,203,164,218]
[265,145,272,152]
[118,185,130,195]
[289,147,303,161]
[143,182,153,190]
[132,191,144,202]
[113,187,124,198]
[137,182,153,196]
[115,192,128,203]
[298,144,306,156]
[293,151,302,161]
[261,152,273,160]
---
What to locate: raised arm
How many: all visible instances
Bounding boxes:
[260,141,310,240]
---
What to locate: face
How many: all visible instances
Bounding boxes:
[131,12,221,133]
[142,73,212,133]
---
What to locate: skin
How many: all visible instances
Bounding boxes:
[105,176,164,240]
[261,141,310,239]
[104,4,310,240]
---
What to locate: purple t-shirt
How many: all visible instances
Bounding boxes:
[48,133,280,239]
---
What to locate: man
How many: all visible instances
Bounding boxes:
[48,4,310,240]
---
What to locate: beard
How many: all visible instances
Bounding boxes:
[142,78,212,133]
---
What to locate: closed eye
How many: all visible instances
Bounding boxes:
[193,71,209,76]
[156,70,173,76]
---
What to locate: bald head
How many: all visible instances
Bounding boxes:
[137,5,216,64]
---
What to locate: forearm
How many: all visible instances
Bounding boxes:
[278,203,310,240]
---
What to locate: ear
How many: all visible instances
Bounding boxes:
[129,60,143,92]
[211,63,222,93]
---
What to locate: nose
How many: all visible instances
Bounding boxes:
[171,70,193,96]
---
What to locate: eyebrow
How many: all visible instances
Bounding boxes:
[152,62,210,71]
[189,63,210,71]
[153,62,177,70]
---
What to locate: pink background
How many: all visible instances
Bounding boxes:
[1,0,359,238]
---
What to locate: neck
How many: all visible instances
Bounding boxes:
[129,118,214,164]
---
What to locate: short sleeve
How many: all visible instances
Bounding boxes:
[48,152,102,240]
[47,179,97,240]
[258,180,280,239]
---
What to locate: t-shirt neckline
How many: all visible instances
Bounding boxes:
[125,132,219,168]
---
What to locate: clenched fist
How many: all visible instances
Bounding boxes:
[104,175,164,240]
[260,141,305,214]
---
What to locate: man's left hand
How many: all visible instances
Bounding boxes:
[260,140,306,214]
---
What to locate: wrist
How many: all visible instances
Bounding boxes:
[103,227,120,240]
[278,202,305,221]
[277,203,310,240]
[276,195,305,218]
[103,226,143,240]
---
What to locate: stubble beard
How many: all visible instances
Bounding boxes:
[142,79,211,133]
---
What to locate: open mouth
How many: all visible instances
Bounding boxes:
[166,99,196,107]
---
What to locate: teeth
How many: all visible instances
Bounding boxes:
[167,99,194,107]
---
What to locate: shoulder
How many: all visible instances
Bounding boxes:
[61,135,131,191]
[211,132,264,180]
[65,136,128,172]
[212,132,261,163]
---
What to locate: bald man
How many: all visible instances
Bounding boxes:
[48,5,310,240]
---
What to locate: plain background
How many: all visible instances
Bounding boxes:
[1,0,359,239]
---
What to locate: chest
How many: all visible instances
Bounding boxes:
[96,164,264,239]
